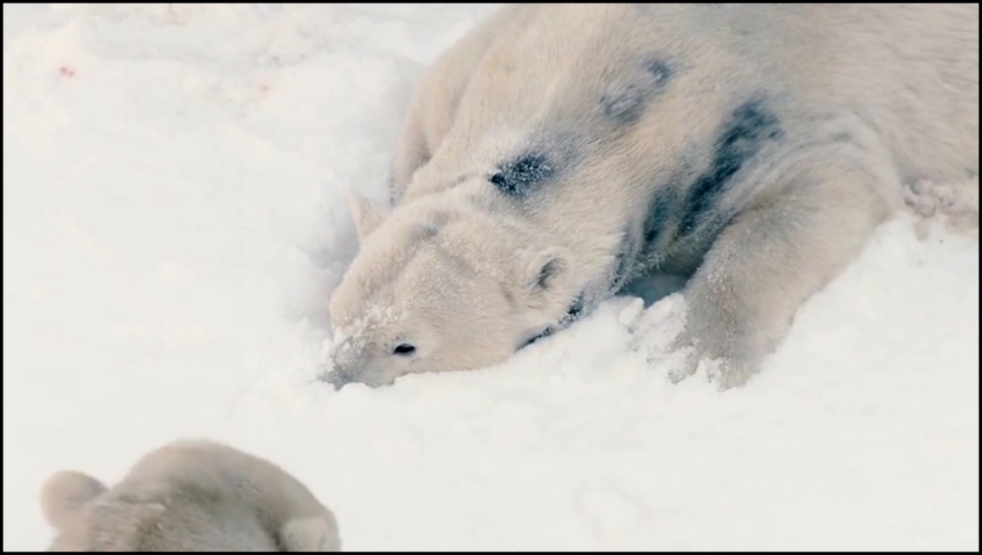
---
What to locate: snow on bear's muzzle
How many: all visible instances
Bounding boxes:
[322,366,390,389]
[321,330,393,389]
[323,358,396,389]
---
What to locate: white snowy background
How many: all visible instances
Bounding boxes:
[3,4,978,551]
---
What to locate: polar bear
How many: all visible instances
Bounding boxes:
[40,439,340,551]
[326,4,979,388]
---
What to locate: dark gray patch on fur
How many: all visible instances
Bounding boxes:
[642,192,675,247]
[609,229,642,293]
[610,248,631,292]
[565,294,585,321]
[680,98,783,233]
[489,154,555,196]
[599,59,673,125]
[637,171,693,268]
[517,326,552,350]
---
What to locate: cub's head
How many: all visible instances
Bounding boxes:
[326,192,579,387]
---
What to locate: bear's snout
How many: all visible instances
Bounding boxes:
[323,351,395,389]
[325,340,363,389]
[323,366,394,390]
[323,368,358,390]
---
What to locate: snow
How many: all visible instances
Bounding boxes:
[3,4,978,551]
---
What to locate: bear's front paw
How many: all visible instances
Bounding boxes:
[665,332,758,390]
[664,342,700,384]
[704,356,756,390]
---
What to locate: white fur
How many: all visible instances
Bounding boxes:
[328,4,978,388]
[40,440,340,551]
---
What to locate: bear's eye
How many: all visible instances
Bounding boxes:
[392,343,416,356]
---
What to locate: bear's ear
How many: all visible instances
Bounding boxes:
[346,192,389,243]
[280,515,342,552]
[41,470,108,529]
[523,246,569,296]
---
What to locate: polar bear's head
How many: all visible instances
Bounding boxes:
[41,446,342,551]
[326,192,581,387]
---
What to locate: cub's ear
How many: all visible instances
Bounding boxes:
[40,470,108,529]
[280,515,342,552]
[346,192,389,242]
[523,246,570,297]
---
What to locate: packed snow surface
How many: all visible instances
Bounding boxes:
[3,4,978,550]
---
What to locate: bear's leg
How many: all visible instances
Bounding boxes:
[669,161,896,388]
